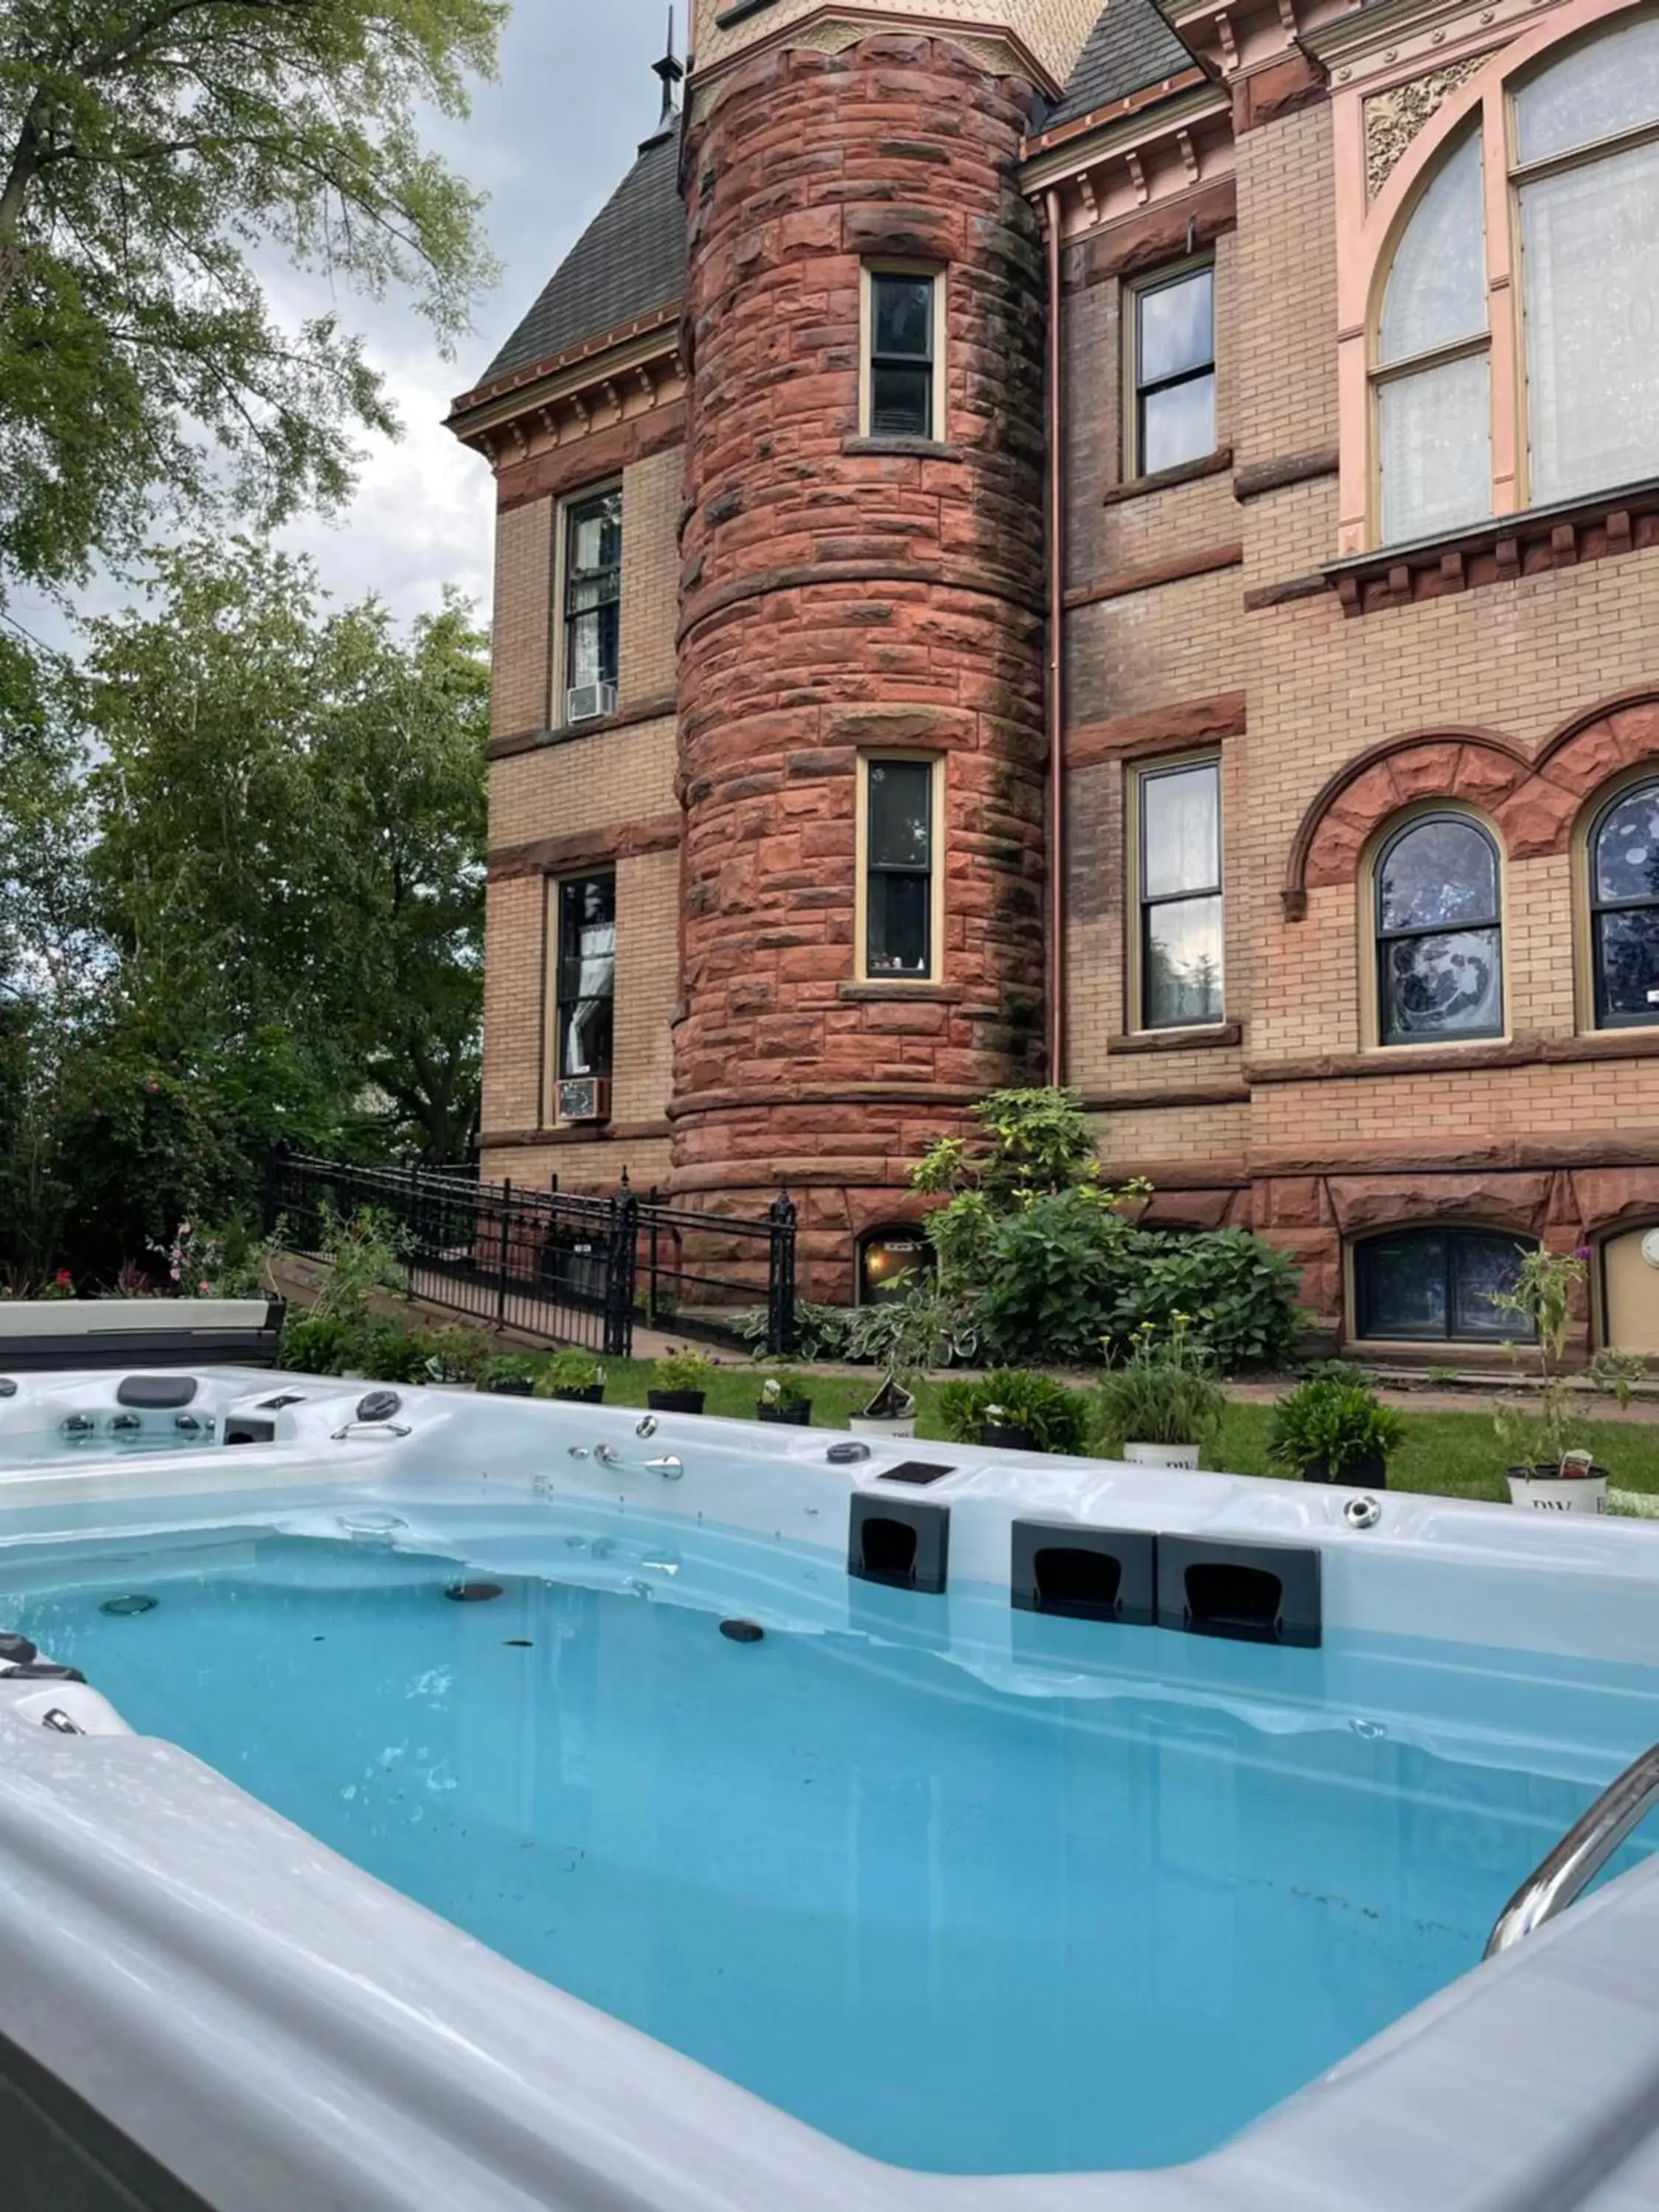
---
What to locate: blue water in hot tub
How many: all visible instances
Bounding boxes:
[5,1489,1659,2175]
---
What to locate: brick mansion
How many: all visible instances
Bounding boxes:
[448,0,1659,1357]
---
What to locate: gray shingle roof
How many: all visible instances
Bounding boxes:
[1048,0,1199,129]
[476,123,686,389]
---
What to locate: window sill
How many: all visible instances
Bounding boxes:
[842,435,964,462]
[1109,1020,1240,1054]
[714,0,777,21]
[1245,1029,1659,1085]
[485,692,677,761]
[1102,447,1233,507]
[839,980,961,1002]
[1325,473,1659,618]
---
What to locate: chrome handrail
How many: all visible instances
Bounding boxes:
[1484,1740,1659,1958]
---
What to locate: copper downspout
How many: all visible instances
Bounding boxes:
[1043,187,1067,1088]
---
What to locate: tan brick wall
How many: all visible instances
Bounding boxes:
[1066,565,1242,726]
[490,499,554,737]
[490,717,677,850]
[481,873,545,1133]
[1231,102,1338,472]
[619,448,682,709]
[479,1135,672,1194]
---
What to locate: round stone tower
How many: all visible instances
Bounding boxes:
[673,29,1049,1296]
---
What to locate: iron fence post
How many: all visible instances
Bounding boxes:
[262,1140,291,1235]
[768,1188,798,1357]
[496,1179,512,1326]
[605,1187,638,1360]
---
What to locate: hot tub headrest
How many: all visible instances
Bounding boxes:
[115,1375,199,1410]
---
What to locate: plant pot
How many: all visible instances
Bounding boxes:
[1303,1455,1388,1489]
[1122,1440,1200,1470]
[552,1384,605,1404]
[483,1377,535,1397]
[981,1421,1037,1451]
[757,1401,810,1425]
[849,1413,917,1439]
[648,1388,705,1415]
[1506,1463,1609,1513]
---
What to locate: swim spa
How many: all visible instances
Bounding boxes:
[3,1375,1659,2210]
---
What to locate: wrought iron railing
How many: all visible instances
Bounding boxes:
[264,1148,797,1359]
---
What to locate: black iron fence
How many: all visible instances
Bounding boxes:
[264,1148,797,1359]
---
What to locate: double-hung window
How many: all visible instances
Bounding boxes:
[1129,262,1216,476]
[864,270,941,440]
[554,872,616,1083]
[860,757,938,979]
[1133,757,1224,1029]
[562,489,621,721]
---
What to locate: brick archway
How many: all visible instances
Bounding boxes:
[1281,691,1659,918]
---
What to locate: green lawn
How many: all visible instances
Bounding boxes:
[585,1361,1659,1504]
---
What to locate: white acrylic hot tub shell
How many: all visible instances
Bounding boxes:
[2,1375,1659,2210]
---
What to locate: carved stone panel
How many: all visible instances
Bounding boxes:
[1364,57,1485,201]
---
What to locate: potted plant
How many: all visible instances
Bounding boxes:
[846,1287,974,1439]
[479,1351,542,1397]
[536,1350,607,1405]
[1486,1247,1601,1512]
[649,1346,714,1415]
[1092,1317,1224,1469]
[419,1324,489,1390]
[1267,1378,1406,1487]
[756,1371,811,1425]
[936,1369,1088,1455]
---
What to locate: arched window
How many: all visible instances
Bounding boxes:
[1513,14,1659,504]
[1374,813,1503,1044]
[1589,778,1659,1024]
[1374,129,1490,544]
[1369,11,1659,543]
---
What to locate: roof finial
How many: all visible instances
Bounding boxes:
[653,8,684,128]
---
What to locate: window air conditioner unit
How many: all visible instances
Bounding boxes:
[566,681,616,724]
[557,1076,611,1124]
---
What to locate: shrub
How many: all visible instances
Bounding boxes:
[1267,1380,1407,1480]
[278,1311,354,1374]
[653,1346,715,1394]
[356,1320,437,1385]
[967,1189,1138,1363]
[418,1324,491,1385]
[478,1350,543,1391]
[537,1349,605,1395]
[1103,1229,1301,1371]
[936,1369,1089,1455]
[1092,1323,1225,1458]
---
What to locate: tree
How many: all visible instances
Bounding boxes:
[0,0,502,599]
[82,538,487,1163]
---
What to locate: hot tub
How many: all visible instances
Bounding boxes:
[2,1375,1658,2210]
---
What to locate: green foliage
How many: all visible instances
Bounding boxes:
[419,1324,490,1385]
[1105,1229,1303,1371]
[0,0,501,602]
[1092,1322,1225,1457]
[276,1310,355,1375]
[478,1350,543,1390]
[652,1346,716,1394]
[537,1349,606,1395]
[309,1203,408,1324]
[1489,1246,1596,1472]
[909,1088,1298,1373]
[731,1302,855,1361]
[846,1285,978,1392]
[757,1368,810,1408]
[1267,1380,1408,1478]
[0,543,487,1287]
[935,1369,1089,1455]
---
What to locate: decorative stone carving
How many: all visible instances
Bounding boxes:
[1363,57,1484,200]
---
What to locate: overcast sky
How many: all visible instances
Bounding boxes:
[286,1,675,627]
[13,3,672,654]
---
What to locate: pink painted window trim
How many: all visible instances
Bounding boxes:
[1332,0,1653,557]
